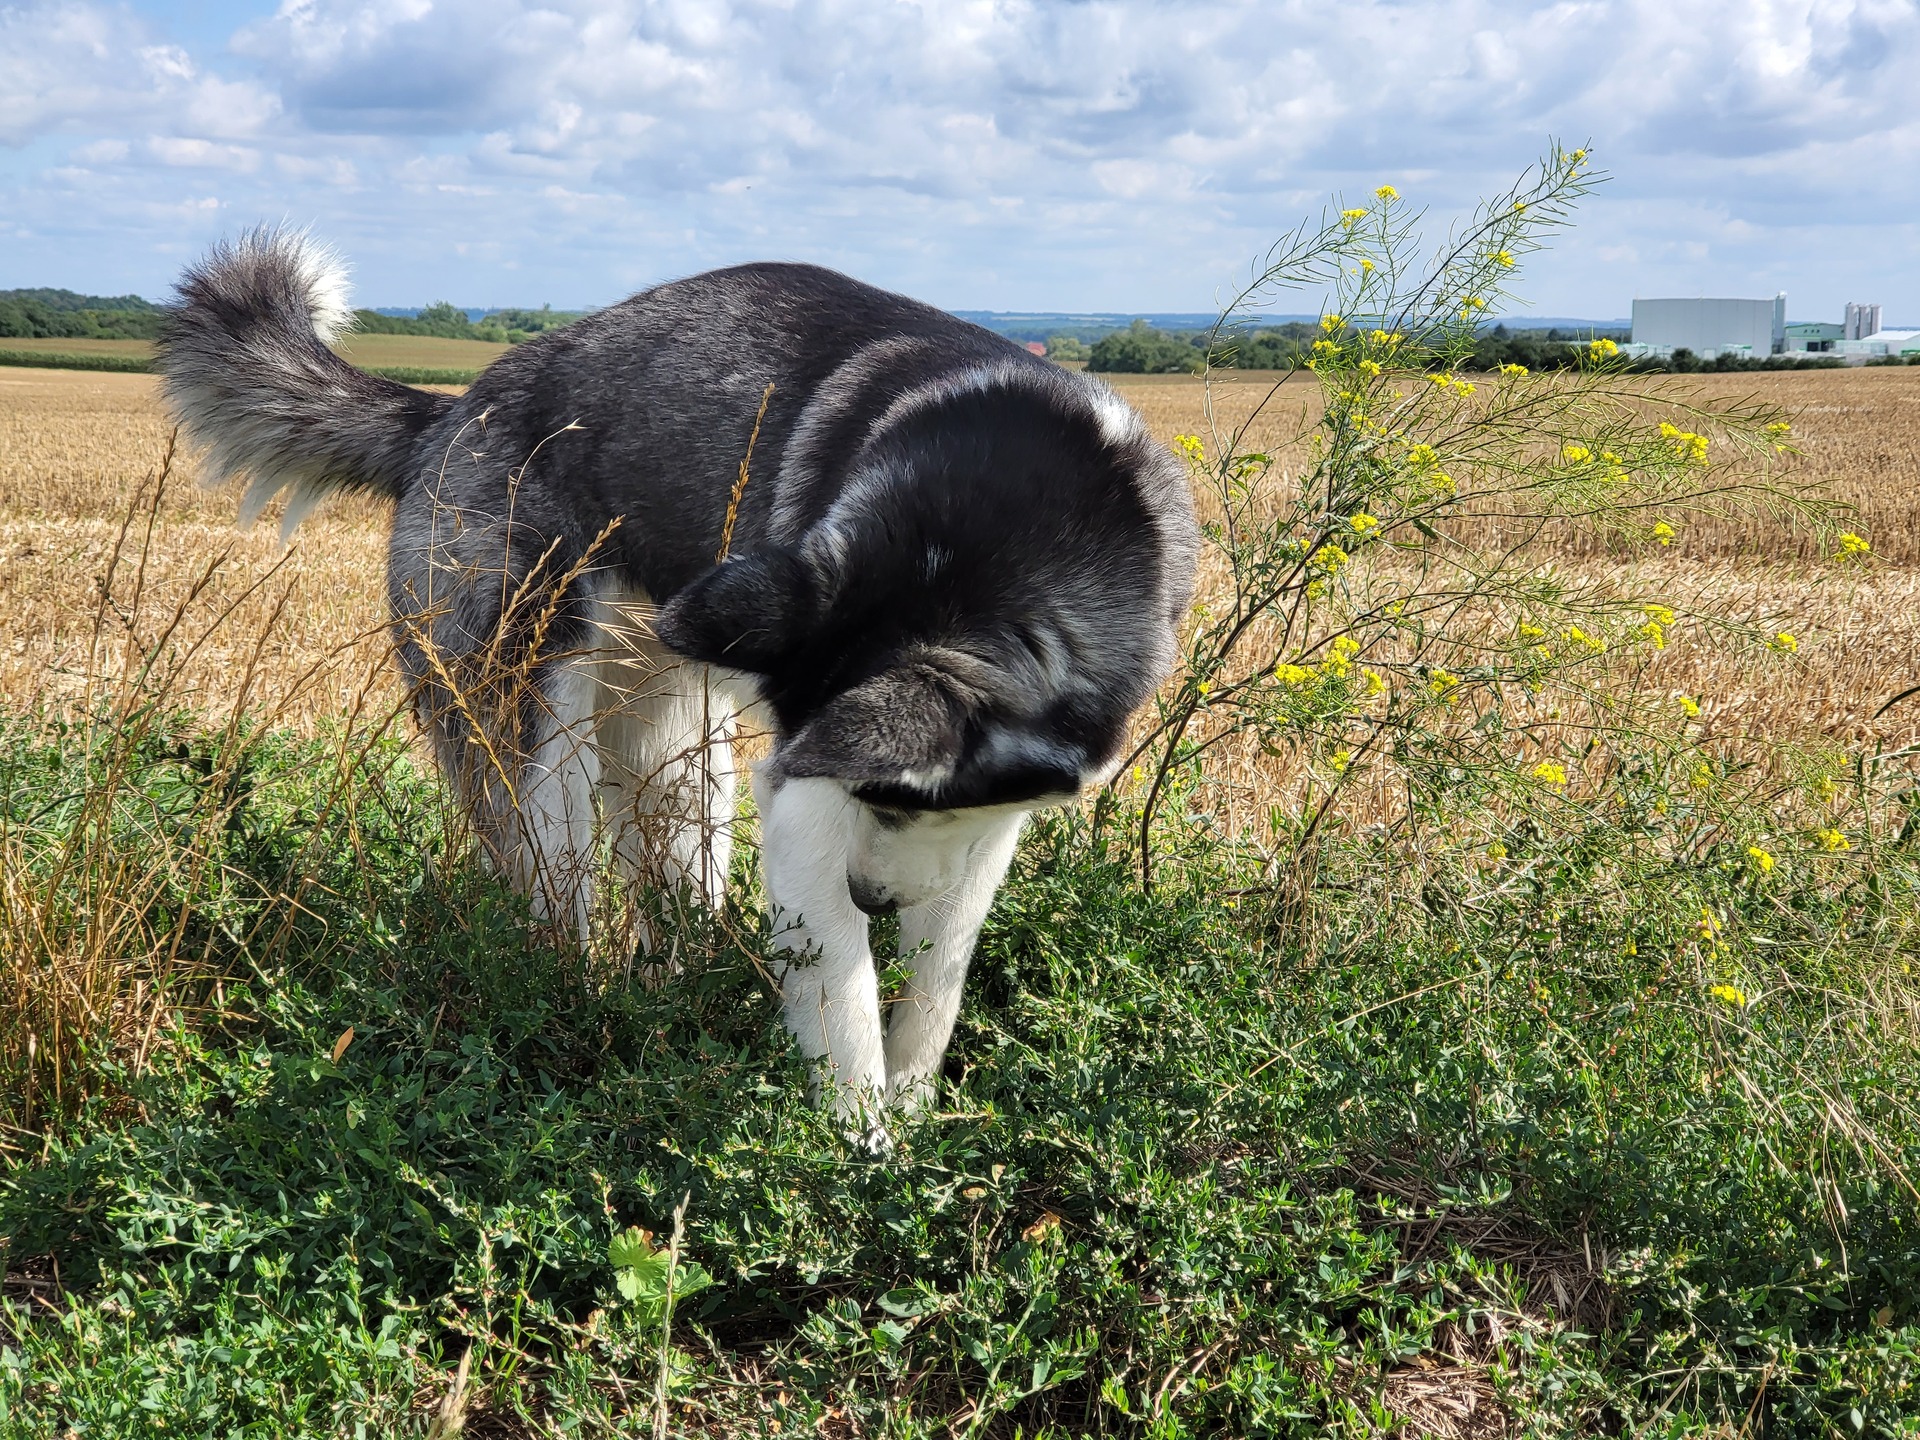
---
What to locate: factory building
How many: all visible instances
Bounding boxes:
[1625,295,1785,361]
[1783,322,1842,354]
[1625,296,1916,364]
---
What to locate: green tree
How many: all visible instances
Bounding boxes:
[1087,320,1203,374]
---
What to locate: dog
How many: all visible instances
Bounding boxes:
[159,229,1197,1140]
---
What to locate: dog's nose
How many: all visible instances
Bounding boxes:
[848,877,896,917]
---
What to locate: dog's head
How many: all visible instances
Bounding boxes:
[655,372,1196,910]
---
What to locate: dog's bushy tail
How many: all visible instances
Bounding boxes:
[159,227,456,535]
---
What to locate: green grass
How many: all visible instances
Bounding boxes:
[3,718,1918,1437]
[0,339,485,384]
[0,347,155,374]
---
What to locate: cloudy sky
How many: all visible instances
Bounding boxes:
[1,0,1914,320]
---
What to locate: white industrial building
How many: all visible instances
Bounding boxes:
[1625,295,1916,364]
[1625,295,1785,361]
[1837,328,1920,360]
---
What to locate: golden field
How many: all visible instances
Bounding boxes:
[2,362,1917,793]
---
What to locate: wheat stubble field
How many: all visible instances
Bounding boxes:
[4,360,1918,762]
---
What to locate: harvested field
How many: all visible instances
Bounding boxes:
[1,362,1916,757]
[332,332,511,369]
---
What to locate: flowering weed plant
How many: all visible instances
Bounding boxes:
[1116,145,1833,886]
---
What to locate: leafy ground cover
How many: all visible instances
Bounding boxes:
[3,721,1916,1438]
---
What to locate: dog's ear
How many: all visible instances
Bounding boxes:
[653,548,818,673]
[780,667,965,786]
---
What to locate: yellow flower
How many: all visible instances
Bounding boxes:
[1532,761,1568,786]
[1324,635,1361,676]
[1313,542,1349,572]
[1452,378,1477,396]
[1375,184,1399,202]
[1329,748,1351,774]
[1428,669,1461,701]
[1358,358,1382,377]
[1349,513,1380,534]
[1638,621,1666,650]
[1320,313,1344,333]
[1360,258,1375,274]
[1652,521,1676,546]
[1428,372,1451,389]
[1678,695,1700,718]
[1513,200,1528,213]
[1564,625,1605,652]
[1836,531,1871,558]
[1486,842,1508,861]
[1563,443,1592,463]
[1172,433,1205,465]
[1492,250,1515,267]
[1690,763,1713,790]
[1644,604,1676,626]
[1363,668,1386,696]
[1407,442,1438,467]
[1770,632,1799,654]
[1817,827,1850,852]
[1708,983,1747,1008]
[1274,663,1314,686]
[1746,846,1774,874]
[1518,622,1545,640]
[1588,338,1619,359]
[1815,775,1838,801]
[1499,362,1529,376]
[1340,207,1367,225]
[1430,471,1457,496]
[1195,680,1212,697]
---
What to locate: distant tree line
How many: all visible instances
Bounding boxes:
[0,288,165,341]
[352,303,584,345]
[0,286,588,347]
[1080,319,1355,374]
[1081,318,1851,376]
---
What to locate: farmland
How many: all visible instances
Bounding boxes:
[0,331,508,375]
[3,358,1919,1437]
[4,363,1919,749]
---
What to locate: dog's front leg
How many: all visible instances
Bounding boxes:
[759,776,888,1145]
[884,814,1025,1115]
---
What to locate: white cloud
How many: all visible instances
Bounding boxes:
[0,0,1914,316]
[147,136,262,171]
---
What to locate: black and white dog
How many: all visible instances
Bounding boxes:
[161,230,1196,1135]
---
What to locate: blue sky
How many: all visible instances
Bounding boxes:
[2,0,1915,320]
